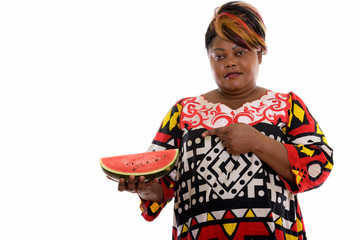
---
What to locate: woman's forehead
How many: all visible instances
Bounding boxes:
[209,37,247,52]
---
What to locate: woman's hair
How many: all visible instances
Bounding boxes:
[205,1,267,54]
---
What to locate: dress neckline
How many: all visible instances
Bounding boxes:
[199,90,272,111]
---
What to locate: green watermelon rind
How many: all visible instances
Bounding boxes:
[100,149,179,181]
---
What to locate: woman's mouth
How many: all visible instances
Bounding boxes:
[224,71,242,79]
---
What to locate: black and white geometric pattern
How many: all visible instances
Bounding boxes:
[173,127,297,227]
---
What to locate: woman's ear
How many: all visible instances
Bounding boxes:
[257,51,263,64]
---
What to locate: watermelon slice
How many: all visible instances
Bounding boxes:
[100,149,179,182]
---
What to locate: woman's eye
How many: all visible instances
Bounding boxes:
[236,51,245,56]
[214,54,224,60]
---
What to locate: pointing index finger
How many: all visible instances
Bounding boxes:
[202,127,228,137]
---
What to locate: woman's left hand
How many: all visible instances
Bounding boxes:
[202,123,261,155]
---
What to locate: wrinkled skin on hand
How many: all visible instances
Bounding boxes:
[118,175,164,203]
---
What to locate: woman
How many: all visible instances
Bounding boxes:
[118,1,333,239]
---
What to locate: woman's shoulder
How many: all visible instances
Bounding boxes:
[264,89,303,101]
[175,95,207,106]
[272,91,309,106]
[165,96,205,114]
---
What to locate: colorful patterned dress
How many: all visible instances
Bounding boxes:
[140,91,333,240]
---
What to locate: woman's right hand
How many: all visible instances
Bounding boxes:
[118,175,164,203]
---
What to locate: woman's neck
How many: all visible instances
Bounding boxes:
[202,86,269,110]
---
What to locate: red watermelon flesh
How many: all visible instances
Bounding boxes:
[100,149,178,181]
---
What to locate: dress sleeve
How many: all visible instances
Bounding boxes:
[139,100,183,222]
[281,92,334,193]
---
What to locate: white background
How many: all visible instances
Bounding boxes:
[1,0,358,239]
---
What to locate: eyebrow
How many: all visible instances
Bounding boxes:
[211,46,242,53]
[232,45,242,50]
[211,48,225,53]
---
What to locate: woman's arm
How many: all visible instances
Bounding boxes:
[123,100,183,222]
[251,131,295,182]
[203,92,334,193]
[202,123,296,182]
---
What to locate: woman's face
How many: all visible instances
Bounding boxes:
[208,36,262,96]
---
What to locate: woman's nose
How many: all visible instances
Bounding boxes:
[225,57,237,68]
